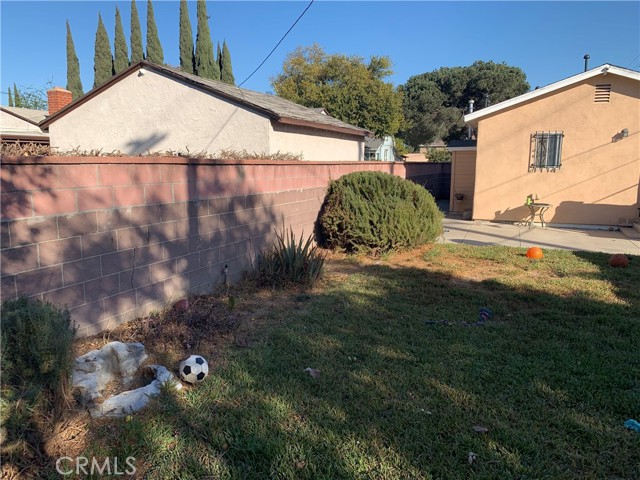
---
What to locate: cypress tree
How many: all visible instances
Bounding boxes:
[195,0,219,80]
[220,40,235,85]
[114,7,129,73]
[94,13,114,88]
[130,0,144,63]
[66,21,84,100]
[146,0,164,64]
[179,0,195,74]
[7,88,13,107]
[217,41,222,73]
[13,84,21,108]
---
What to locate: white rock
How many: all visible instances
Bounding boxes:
[72,342,147,406]
[73,342,183,418]
[89,365,182,418]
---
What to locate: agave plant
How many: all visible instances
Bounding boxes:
[257,227,325,287]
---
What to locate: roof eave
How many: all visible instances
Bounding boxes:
[40,60,370,135]
[1,133,50,142]
[464,64,640,125]
[277,116,370,137]
[1,107,43,126]
[40,61,148,128]
[40,60,282,128]
[148,63,279,120]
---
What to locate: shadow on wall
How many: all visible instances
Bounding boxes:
[553,201,640,226]
[492,200,640,227]
[125,132,168,154]
[0,129,290,338]
[492,205,531,223]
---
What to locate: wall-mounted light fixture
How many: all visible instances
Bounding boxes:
[621,128,629,138]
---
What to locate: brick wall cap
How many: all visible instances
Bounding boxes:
[0,156,403,167]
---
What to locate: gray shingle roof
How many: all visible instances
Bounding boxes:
[365,137,383,149]
[41,61,371,137]
[150,63,370,136]
[2,106,48,125]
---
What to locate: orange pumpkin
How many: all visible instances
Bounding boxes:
[608,254,629,268]
[526,247,544,259]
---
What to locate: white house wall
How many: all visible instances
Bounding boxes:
[270,122,364,161]
[48,68,272,155]
[1,111,43,134]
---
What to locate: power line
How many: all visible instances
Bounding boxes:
[625,54,640,68]
[238,0,315,87]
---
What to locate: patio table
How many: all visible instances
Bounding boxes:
[526,203,552,228]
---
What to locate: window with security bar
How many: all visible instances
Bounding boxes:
[530,131,564,171]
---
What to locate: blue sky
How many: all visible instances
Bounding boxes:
[1,1,639,106]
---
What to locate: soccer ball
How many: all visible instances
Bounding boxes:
[179,355,209,384]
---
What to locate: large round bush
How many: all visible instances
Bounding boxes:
[317,171,443,254]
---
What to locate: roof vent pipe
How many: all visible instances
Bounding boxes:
[583,54,590,72]
[467,99,475,140]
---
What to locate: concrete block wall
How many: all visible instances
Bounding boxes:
[1,157,405,337]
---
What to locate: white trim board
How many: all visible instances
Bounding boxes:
[464,64,640,126]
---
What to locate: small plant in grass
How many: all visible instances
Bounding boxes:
[1,297,76,474]
[317,171,443,255]
[256,228,325,288]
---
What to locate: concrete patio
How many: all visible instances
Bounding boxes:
[441,218,640,255]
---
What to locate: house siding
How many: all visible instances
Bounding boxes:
[48,68,272,155]
[1,110,44,134]
[270,122,364,161]
[472,76,640,225]
[450,150,477,213]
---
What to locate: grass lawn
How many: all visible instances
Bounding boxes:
[48,245,640,478]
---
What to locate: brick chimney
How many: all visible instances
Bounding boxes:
[47,87,73,115]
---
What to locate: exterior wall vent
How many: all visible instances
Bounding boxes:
[594,84,611,103]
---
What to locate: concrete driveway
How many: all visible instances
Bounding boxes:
[441,218,640,255]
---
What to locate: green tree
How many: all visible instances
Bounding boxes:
[7,87,13,107]
[220,40,235,85]
[130,0,144,63]
[272,44,403,137]
[401,61,530,148]
[94,13,113,88]
[145,0,164,64]
[66,21,84,100]
[195,0,219,80]
[425,147,451,163]
[114,7,129,74]
[9,84,48,110]
[216,41,222,73]
[179,0,195,73]
[394,137,409,156]
[13,83,21,107]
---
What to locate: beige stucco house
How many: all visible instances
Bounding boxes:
[0,106,49,144]
[40,61,369,161]
[452,64,640,227]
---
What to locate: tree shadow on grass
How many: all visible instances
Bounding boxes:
[0,153,285,477]
[82,255,639,479]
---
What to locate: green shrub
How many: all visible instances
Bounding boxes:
[425,147,451,163]
[256,228,326,288]
[1,297,75,393]
[1,298,76,474]
[317,171,443,254]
